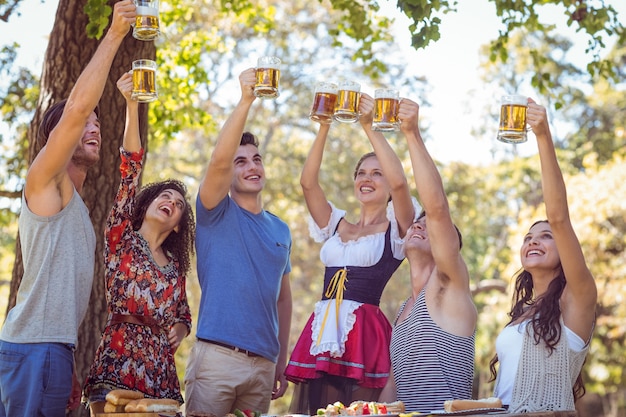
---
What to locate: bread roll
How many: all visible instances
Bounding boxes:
[443,397,502,412]
[103,402,127,413]
[133,398,181,413]
[124,399,141,412]
[105,388,145,405]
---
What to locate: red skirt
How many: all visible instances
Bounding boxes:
[285,303,392,389]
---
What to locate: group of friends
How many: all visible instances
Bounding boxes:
[0,2,598,417]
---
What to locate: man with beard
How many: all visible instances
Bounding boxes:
[0,2,136,416]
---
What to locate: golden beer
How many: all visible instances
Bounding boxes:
[497,95,528,143]
[254,56,281,99]
[373,89,400,132]
[309,82,338,125]
[132,2,160,41]
[334,81,361,123]
[131,60,158,103]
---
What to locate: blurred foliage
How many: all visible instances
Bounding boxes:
[1,0,626,414]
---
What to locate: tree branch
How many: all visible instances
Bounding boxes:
[0,189,21,199]
[0,0,22,23]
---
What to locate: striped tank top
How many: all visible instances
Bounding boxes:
[390,288,475,412]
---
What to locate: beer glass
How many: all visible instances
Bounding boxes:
[497,94,529,144]
[131,59,158,103]
[309,82,338,124]
[132,0,160,41]
[254,56,281,99]
[373,88,400,132]
[334,81,361,123]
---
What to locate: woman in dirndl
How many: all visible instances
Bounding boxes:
[284,93,417,414]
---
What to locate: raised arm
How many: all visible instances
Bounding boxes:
[300,123,332,228]
[359,93,414,236]
[198,68,257,210]
[527,99,596,340]
[402,99,468,285]
[116,71,141,153]
[25,0,135,212]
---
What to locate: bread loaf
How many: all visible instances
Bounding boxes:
[443,397,502,412]
[103,402,126,413]
[124,398,180,413]
[105,388,144,405]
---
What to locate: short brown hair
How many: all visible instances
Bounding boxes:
[37,100,100,148]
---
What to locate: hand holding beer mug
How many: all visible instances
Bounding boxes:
[334,81,361,123]
[131,59,158,102]
[132,0,160,40]
[254,56,281,99]
[497,94,530,143]
[309,82,338,124]
[373,88,400,132]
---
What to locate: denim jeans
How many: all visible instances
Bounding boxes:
[0,340,74,417]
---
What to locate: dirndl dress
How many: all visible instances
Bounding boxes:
[285,202,405,389]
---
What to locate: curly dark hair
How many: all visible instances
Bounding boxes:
[131,179,195,275]
[489,220,585,401]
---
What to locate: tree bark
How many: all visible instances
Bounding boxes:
[7,0,153,415]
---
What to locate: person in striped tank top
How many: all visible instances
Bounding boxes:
[378,98,477,413]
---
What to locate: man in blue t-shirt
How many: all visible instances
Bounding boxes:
[184,68,292,416]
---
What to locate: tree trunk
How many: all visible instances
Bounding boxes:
[7,0,153,415]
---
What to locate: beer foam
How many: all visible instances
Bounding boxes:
[136,5,158,16]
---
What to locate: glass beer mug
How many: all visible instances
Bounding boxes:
[309,82,338,125]
[131,59,158,103]
[373,88,400,132]
[333,80,361,123]
[497,94,530,144]
[133,0,160,41]
[254,56,281,99]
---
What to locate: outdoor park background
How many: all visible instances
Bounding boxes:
[0,0,625,415]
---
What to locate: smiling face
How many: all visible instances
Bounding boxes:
[403,216,430,254]
[71,111,101,167]
[231,143,266,195]
[145,188,186,231]
[353,155,391,204]
[520,221,561,271]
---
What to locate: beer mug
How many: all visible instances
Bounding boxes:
[132,0,160,41]
[373,88,400,132]
[254,56,281,99]
[497,94,530,144]
[333,81,361,123]
[131,59,158,102]
[309,82,338,125]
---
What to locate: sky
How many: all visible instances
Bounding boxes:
[1,0,625,165]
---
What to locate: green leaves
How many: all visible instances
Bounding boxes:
[84,0,112,38]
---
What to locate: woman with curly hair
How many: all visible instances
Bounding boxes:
[83,71,195,415]
[490,98,597,412]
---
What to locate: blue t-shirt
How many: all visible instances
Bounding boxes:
[195,195,291,362]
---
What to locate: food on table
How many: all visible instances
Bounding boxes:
[317,400,405,416]
[442,396,503,412]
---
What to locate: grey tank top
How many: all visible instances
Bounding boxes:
[0,189,96,346]
[390,288,475,412]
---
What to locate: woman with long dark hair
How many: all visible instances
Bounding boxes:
[490,98,597,412]
[83,72,195,415]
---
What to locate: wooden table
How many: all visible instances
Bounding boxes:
[467,411,577,417]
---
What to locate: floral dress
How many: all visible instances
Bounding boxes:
[83,148,191,403]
